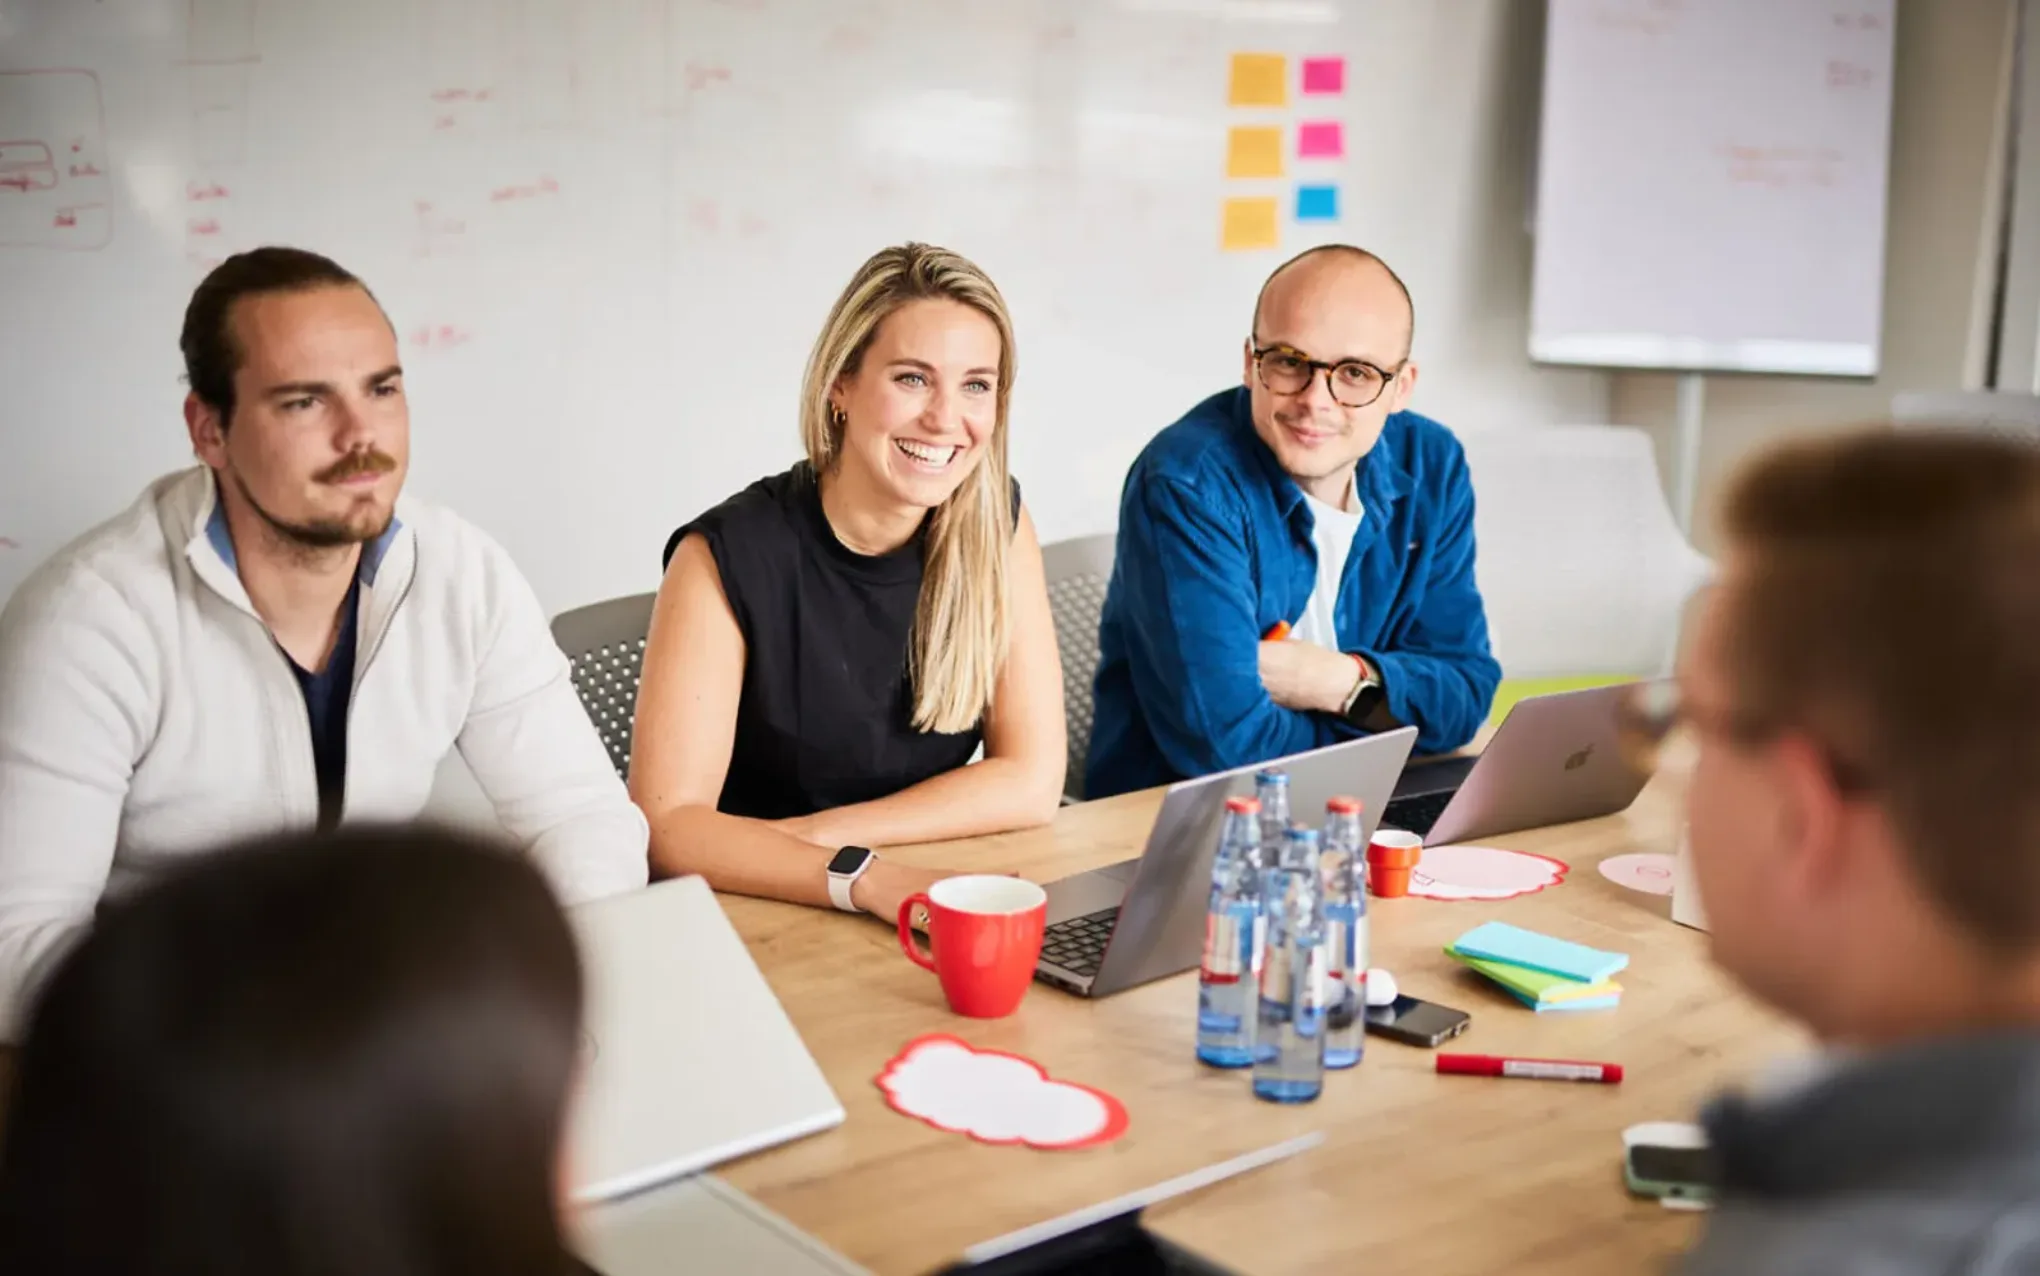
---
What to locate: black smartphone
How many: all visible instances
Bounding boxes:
[1624,1143,1720,1202]
[1364,994,1472,1047]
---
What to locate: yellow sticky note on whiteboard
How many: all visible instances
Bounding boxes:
[1225,126,1284,179]
[1220,197,1279,252]
[1228,52,1288,107]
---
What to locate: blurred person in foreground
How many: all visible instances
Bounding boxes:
[1655,428,2040,1273]
[0,824,594,1276]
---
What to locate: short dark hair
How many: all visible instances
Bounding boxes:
[0,824,585,1276]
[1719,428,2040,952]
[1251,244,1416,358]
[180,246,374,424]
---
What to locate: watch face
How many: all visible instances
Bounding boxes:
[827,846,872,876]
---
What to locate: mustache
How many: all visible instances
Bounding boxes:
[316,450,399,484]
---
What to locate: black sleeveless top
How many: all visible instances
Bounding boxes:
[664,463,1021,821]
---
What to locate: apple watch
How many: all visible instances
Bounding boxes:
[1341,655,1386,726]
[826,846,877,913]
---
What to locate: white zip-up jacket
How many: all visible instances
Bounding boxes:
[0,468,650,1035]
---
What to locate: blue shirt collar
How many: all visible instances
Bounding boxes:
[1228,386,1412,524]
[204,479,403,587]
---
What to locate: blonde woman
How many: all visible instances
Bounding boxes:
[630,244,1066,924]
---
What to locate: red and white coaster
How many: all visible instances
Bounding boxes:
[875,1034,1129,1150]
[1407,845,1570,900]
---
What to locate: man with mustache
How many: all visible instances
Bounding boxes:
[0,248,648,1034]
[1087,245,1500,798]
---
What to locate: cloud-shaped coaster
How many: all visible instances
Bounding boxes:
[875,1034,1129,1150]
[1407,845,1570,901]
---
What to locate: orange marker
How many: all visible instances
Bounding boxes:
[1263,621,1291,641]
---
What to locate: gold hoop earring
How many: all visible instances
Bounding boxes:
[829,404,847,428]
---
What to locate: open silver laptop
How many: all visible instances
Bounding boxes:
[577,1175,868,1276]
[567,876,845,1204]
[1379,682,1652,846]
[1035,727,1418,999]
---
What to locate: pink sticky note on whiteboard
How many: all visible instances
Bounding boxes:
[1297,120,1343,159]
[1301,56,1345,95]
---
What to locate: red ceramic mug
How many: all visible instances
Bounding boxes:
[897,876,1048,1019]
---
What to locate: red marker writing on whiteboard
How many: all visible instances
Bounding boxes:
[1437,1053,1623,1084]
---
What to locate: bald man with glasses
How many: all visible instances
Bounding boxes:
[1085,245,1499,799]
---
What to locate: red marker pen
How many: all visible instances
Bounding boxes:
[1437,1053,1623,1084]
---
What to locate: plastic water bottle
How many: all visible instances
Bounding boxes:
[1254,827,1328,1103]
[1196,796,1265,1068]
[1320,797,1369,1069]
[1254,769,1291,855]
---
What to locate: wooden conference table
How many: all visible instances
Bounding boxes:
[714,749,1804,1276]
[0,749,1801,1275]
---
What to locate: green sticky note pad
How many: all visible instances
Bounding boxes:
[1451,949,1620,1004]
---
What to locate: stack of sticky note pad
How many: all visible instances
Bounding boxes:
[1446,921,1628,1013]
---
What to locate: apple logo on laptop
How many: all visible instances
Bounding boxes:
[1563,744,1593,773]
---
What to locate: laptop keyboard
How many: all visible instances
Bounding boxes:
[1041,908,1119,978]
[1381,788,1454,836]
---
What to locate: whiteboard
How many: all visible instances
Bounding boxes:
[0,0,1608,614]
[1529,0,1897,377]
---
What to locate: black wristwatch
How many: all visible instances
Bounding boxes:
[826,846,877,913]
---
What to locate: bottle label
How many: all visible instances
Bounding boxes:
[1260,937,1290,1000]
[1325,910,1354,982]
[1298,943,1329,1015]
[1351,914,1369,992]
[1201,910,1244,983]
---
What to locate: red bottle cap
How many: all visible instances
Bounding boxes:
[1325,796,1362,814]
[1225,796,1261,814]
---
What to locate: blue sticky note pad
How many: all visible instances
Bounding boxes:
[1295,184,1339,221]
[1451,921,1629,984]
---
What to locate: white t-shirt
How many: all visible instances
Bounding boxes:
[1289,487,1365,650]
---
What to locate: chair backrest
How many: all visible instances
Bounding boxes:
[1457,426,1711,682]
[551,592,659,782]
[1040,532,1117,803]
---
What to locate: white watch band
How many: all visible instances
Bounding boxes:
[828,850,876,913]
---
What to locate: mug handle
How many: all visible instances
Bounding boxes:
[897,893,936,972]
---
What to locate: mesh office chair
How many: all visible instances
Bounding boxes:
[1041,533,1116,803]
[550,592,658,782]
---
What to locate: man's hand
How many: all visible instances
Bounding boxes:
[1259,639,1366,716]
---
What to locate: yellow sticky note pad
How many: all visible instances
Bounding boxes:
[1225,126,1284,179]
[1228,52,1288,107]
[1220,197,1279,252]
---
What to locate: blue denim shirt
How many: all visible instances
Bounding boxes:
[1085,387,1500,799]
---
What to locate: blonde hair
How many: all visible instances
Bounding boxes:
[799,243,1017,734]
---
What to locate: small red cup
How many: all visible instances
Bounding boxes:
[897,876,1048,1018]
[1367,830,1424,898]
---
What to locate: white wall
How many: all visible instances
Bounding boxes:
[0,0,1606,614]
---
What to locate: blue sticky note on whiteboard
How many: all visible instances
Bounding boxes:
[1451,921,1629,983]
[1295,184,1339,221]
